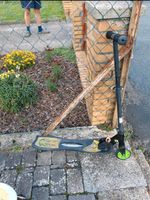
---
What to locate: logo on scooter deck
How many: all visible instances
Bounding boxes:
[35,137,61,149]
[83,140,100,153]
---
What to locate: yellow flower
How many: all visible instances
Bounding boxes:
[0,70,15,80]
[1,50,36,70]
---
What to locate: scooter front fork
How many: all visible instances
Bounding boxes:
[111,133,126,155]
[105,31,131,159]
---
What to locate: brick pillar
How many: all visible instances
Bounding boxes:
[85,1,133,125]
[62,1,72,19]
[71,1,85,51]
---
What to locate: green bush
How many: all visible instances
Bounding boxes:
[0,73,38,112]
[45,65,62,93]
[51,65,62,81]
[46,78,58,92]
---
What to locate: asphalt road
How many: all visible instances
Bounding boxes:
[126,1,150,142]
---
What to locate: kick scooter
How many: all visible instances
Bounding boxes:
[33,31,131,160]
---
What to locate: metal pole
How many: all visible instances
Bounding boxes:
[113,39,125,154]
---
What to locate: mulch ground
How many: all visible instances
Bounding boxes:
[0,52,90,134]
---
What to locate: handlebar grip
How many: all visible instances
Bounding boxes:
[106,31,127,45]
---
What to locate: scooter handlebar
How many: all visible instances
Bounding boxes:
[106,31,127,45]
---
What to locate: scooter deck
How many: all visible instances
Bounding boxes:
[32,136,113,153]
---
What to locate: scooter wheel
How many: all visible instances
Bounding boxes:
[116,149,131,160]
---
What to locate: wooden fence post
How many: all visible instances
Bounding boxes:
[112,1,143,127]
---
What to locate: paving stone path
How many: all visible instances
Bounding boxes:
[0,147,150,200]
[0,127,150,200]
[0,149,96,200]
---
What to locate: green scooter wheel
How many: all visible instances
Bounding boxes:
[116,149,131,160]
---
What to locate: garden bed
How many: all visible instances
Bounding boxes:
[0,48,90,134]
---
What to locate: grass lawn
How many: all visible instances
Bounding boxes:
[0,1,65,24]
[46,48,76,64]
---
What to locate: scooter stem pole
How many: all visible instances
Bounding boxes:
[113,40,124,135]
[113,39,126,154]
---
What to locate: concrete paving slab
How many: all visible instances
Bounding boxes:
[98,187,150,200]
[49,195,67,200]
[66,152,79,168]
[0,169,17,188]
[33,166,50,187]
[5,153,22,169]
[50,169,66,195]
[135,150,150,191]
[66,152,78,163]
[67,168,84,194]
[16,171,33,199]
[69,194,96,200]
[80,153,147,193]
[37,151,51,166]
[51,151,66,169]
[22,150,37,167]
[32,187,49,200]
[0,152,8,171]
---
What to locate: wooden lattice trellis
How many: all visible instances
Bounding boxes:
[44,1,142,135]
[70,1,142,127]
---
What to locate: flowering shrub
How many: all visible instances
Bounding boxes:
[0,72,38,112]
[1,50,36,71]
[0,70,15,79]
